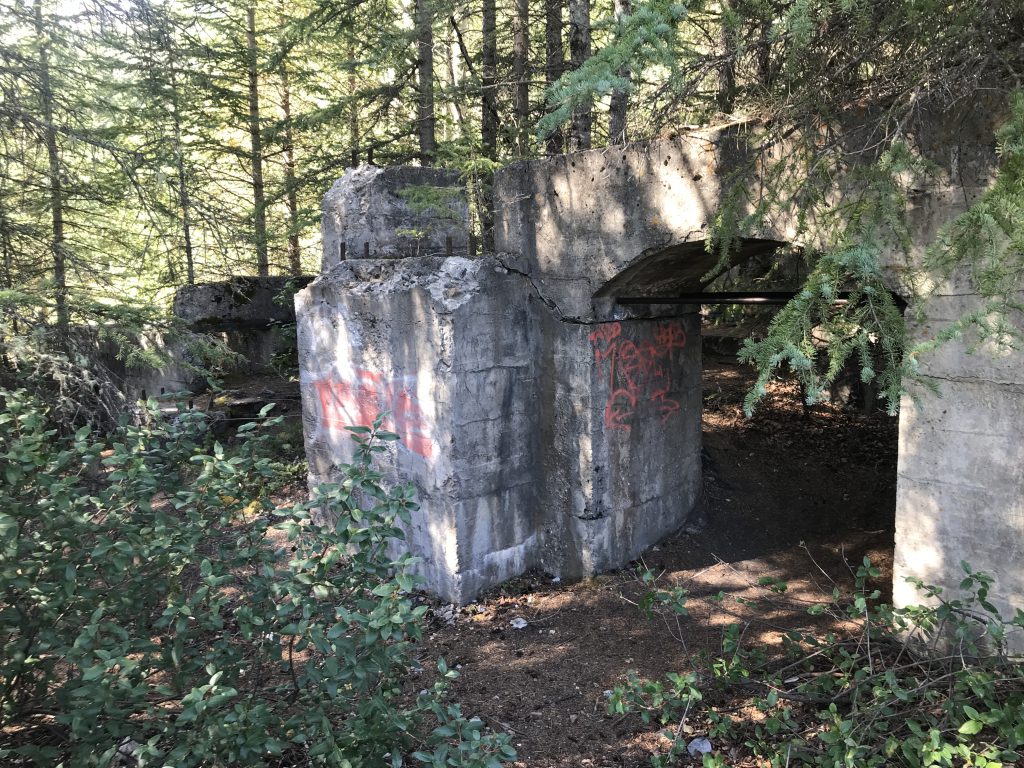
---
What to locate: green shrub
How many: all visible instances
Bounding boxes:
[0,390,514,767]
[612,560,1024,768]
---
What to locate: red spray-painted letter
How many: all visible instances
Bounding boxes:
[314,370,433,459]
[589,320,687,433]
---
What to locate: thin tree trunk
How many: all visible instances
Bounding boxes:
[347,42,360,165]
[568,0,591,151]
[445,26,464,129]
[167,62,195,284]
[544,0,565,154]
[280,59,301,276]
[608,0,631,144]
[512,0,530,156]
[0,201,13,290]
[718,0,737,114]
[481,0,497,161]
[34,0,68,330]
[480,0,497,251]
[246,5,269,277]
[756,5,772,87]
[415,0,436,165]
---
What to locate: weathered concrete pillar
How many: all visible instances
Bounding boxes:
[320,166,470,271]
[297,256,542,603]
[299,166,544,602]
[888,124,1024,650]
[893,298,1024,648]
[534,310,702,581]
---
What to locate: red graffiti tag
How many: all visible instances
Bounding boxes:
[589,320,687,433]
[314,370,433,459]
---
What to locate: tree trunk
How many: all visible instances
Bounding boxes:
[544,0,565,154]
[512,0,530,156]
[415,0,436,165]
[167,60,195,284]
[0,200,13,290]
[347,42,360,166]
[246,5,269,277]
[608,0,631,144]
[34,0,68,330]
[568,0,591,151]
[480,0,497,250]
[718,0,737,114]
[481,0,497,161]
[280,59,301,276]
[445,24,464,130]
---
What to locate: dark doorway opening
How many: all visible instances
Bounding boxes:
[597,238,900,594]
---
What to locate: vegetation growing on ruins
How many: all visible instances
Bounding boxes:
[612,560,1024,767]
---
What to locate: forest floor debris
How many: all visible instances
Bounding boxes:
[416,353,898,767]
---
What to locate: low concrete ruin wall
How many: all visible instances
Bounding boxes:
[105,276,310,401]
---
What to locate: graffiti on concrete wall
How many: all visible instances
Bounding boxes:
[589,320,688,433]
[313,370,434,459]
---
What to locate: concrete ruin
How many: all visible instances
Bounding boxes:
[296,128,1023,638]
[298,163,702,602]
[104,276,310,401]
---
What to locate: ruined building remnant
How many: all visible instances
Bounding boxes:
[297,161,704,603]
[297,127,1024,643]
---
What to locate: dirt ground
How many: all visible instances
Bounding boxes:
[416,351,899,768]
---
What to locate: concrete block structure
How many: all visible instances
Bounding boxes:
[297,127,1024,637]
[297,163,703,602]
[321,166,470,270]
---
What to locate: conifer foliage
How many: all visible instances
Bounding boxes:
[2,0,1020,410]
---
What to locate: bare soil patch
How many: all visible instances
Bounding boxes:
[416,352,898,767]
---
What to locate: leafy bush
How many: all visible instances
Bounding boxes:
[0,390,514,767]
[611,560,1024,768]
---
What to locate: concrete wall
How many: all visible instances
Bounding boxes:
[101,277,311,401]
[321,166,470,270]
[535,310,702,581]
[893,295,1024,644]
[297,256,542,603]
[492,129,795,321]
[495,125,1024,642]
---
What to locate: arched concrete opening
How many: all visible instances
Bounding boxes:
[593,238,788,302]
[592,237,899,582]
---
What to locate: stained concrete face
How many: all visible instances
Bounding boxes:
[297,256,542,602]
[536,310,702,582]
[492,130,797,321]
[321,166,470,270]
[886,140,1024,650]
[893,267,1024,647]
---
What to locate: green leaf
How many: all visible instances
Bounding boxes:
[959,720,984,735]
